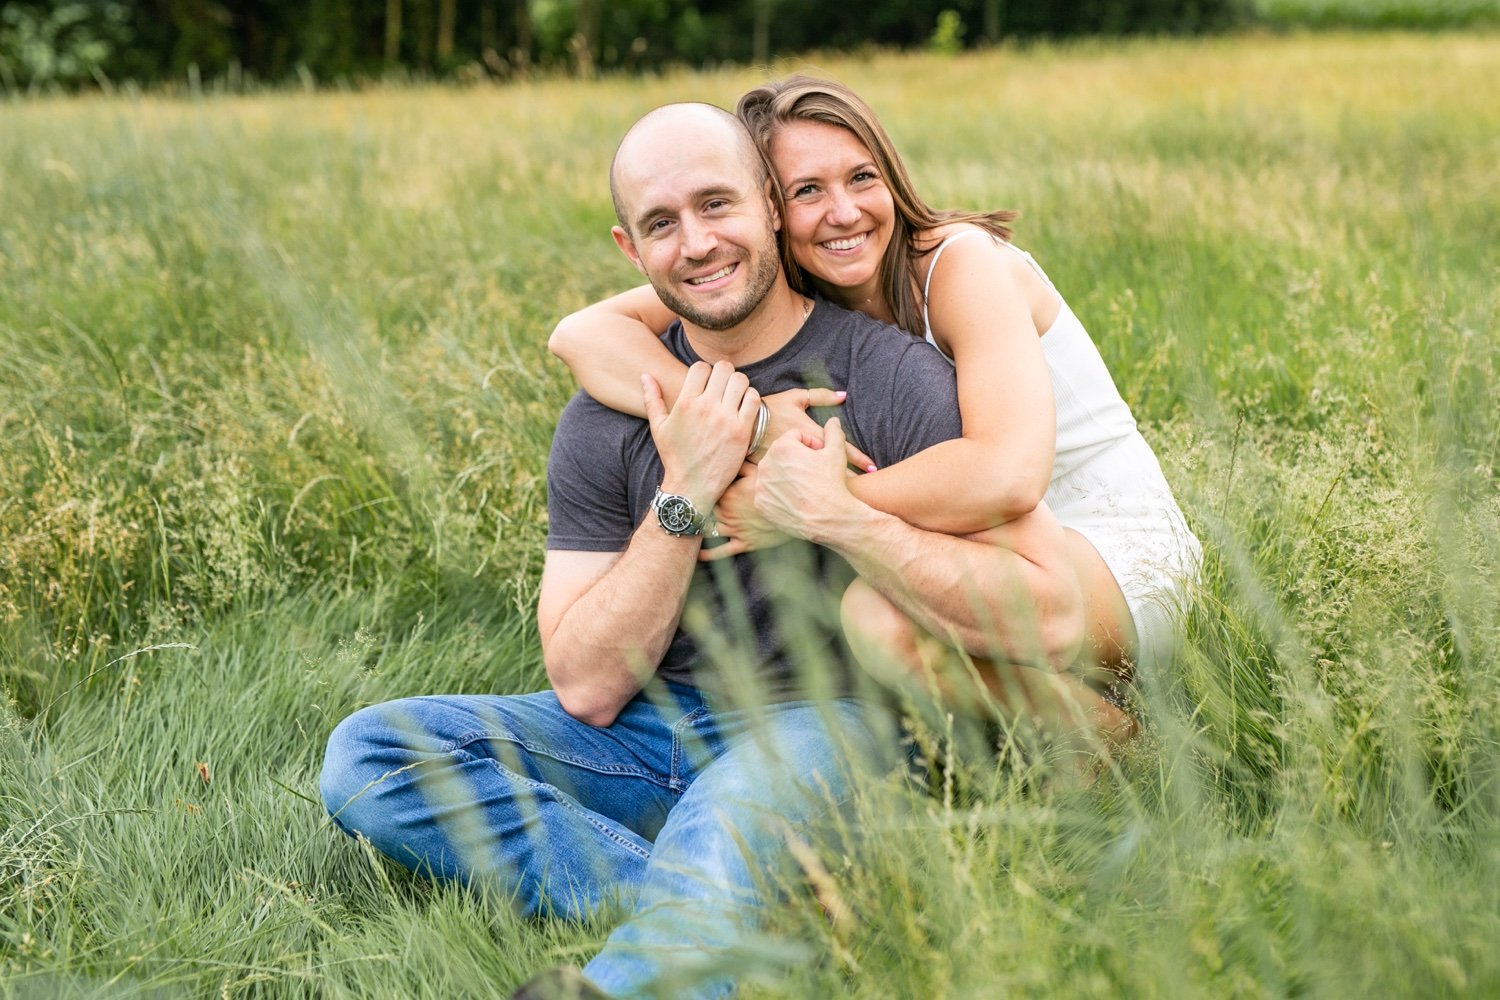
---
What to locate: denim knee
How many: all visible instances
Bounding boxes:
[319,702,397,833]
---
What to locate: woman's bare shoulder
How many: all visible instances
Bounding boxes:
[919,226,1059,336]
[917,224,1040,285]
[915,222,993,254]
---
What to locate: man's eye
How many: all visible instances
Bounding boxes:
[649,218,672,233]
[704,199,728,211]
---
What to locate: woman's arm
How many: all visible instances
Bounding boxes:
[550,284,875,468]
[548,284,687,415]
[847,235,1058,536]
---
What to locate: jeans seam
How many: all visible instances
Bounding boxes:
[484,757,653,861]
[445,728,672,788]
[669,706,711,793]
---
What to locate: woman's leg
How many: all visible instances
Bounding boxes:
[1062,528,1139,682]
[840,536,1138,756]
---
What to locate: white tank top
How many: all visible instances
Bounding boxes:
[920,230,1140,481]
[920,229,1203,674]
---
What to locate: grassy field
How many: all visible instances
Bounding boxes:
[3,30,1499,998]
[1254,0,1500,28]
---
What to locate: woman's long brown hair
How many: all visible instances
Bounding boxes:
[737,75,1017,337]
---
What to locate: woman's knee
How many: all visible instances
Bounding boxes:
[1037,592,1086,671]
[840,579,919,664]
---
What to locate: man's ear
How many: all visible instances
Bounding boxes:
[764,178,782,232]
[611,226,647,276]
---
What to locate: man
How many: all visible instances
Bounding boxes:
[320,103,1057,999]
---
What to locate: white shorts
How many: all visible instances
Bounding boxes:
[1046,434,1202,680]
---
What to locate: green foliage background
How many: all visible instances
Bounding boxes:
[2,32,1499,998]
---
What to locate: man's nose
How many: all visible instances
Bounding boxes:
[679,215,718,260]
[826,187,860,227]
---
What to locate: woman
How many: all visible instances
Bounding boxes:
[550,77,1199,745]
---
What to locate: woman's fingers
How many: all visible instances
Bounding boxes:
[844,439,876,473]
[698,538,749,561]
[824,418,861,470]
[801,388,848,409]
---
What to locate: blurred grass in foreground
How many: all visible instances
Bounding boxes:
[2,31,1498,998]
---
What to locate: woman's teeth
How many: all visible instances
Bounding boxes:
[821,234,867,251]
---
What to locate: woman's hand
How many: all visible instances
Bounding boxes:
[752,418,865,546]
[754,388,876,472]
[698,464,791,561]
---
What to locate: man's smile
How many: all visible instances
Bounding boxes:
[685,262,739,287]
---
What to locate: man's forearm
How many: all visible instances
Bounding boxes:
[810,503,1051,664]
[545,518,702,726]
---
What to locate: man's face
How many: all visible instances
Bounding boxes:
[612,142,782,332]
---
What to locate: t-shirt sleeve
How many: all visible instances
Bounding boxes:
[545,394,636,552]
[876,341,964,464]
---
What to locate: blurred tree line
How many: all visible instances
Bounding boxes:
[0,0,1248,89]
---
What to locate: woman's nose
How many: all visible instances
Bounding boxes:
[826,188,860,227]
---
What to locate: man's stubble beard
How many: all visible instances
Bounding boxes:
[654,222,783,332]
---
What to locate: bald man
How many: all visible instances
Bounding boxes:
[320,104,969,1000]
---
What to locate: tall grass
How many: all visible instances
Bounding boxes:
[2,32,1498,997]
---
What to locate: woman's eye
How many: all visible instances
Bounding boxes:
[853,170,876,184]
[792,184,817,198]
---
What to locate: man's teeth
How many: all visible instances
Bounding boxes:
[688,265,735,285]
[821,234,866,251]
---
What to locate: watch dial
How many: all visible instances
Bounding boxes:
[660,496,695,533]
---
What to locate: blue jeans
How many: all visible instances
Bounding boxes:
[319,682,880,999]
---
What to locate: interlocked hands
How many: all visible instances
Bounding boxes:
[643,361,759,511]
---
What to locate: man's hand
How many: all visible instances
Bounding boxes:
[754,417,866,545]
[644,361,759,509]
[699,463,792,561]
[756,387,876,472]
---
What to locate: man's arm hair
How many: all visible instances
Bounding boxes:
[539,365,758,725]
[537,524,703,727]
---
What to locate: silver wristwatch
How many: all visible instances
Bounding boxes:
[651,487,715,537]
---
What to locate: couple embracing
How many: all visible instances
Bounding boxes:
[319,77,1200,999]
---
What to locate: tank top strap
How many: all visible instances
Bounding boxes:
[920,230,988,341]
[921,231,1058,344]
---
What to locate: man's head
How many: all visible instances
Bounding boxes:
[609,104,784,332]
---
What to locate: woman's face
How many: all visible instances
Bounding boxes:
[769,119,895,304]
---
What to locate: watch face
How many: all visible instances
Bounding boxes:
[657,495,697,534]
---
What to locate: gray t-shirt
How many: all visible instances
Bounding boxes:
[545,300,963,698]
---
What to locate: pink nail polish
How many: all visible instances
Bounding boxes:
[866,464,877,473]
[836,390,848,400]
